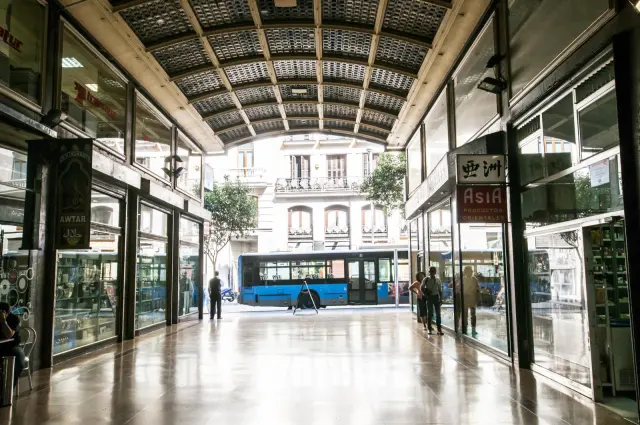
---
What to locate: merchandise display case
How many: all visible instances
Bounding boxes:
[54,251,119,354]
[135,250,167,329]
[586,218,634,393]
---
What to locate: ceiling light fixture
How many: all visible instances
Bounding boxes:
[62,57,83,68]
[477,77,507,94]
[292,88,308,94]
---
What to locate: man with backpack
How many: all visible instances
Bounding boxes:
[421,267,444,335]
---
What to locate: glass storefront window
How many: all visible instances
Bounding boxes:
[0,0,45,104]
[458,223,508,353]
[409,219,419,314]
[519,133,544,186]
[179,217,200,316]
[406,132,422,194]
[579,89,619,160]
[176,132,202,199]
[527,230,591,387]
[54,190,121,354]
[522,153,623,227]
[454,16,498,147]
[60,26,127,155]
[543,95,578,176]
[136,204,168,329]
[424,90,449,175]
[134,94,172,180]
[428,201,455,328]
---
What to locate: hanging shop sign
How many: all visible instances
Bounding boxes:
[56,139,93,249]
[456,185,507,223]
[457,154,506,184]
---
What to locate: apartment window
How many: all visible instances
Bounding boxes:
[288,207,312,234]
[362,205,387,231]
[363,153,379,176]
[325,206,349,232]
[327,155,346,178]
[238,147,254,169]
[291,155,310,179]
[11,159,26,181]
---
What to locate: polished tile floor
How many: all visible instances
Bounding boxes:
[0,308,634,424]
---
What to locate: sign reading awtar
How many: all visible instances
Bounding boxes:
[457,185,507,223]
[457,154,506,184]
[56,139,93,249]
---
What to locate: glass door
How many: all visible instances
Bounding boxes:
[346,259,378,304]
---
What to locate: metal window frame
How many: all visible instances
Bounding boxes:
[175,129,204,201]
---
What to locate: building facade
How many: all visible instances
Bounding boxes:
[404,0,640,417]
[206,135,407,289]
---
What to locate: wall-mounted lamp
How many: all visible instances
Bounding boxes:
[40,109,67,128]
[477,77,507,94]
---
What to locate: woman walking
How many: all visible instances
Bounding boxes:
[409,272,427,330]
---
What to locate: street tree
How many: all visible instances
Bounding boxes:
[203,177,258,272]
[360,152,406,216]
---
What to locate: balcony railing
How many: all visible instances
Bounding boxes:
[288,226,313,239]
[325,226,349,238]
[215,168,267,184]
[275,177,362,193]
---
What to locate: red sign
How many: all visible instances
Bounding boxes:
[456,185,507,223]
[74,82,117,119]
[0,26,23,52]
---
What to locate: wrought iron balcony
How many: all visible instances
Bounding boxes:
[362,225,388,234]
[288,226,313,239]
[214,168,267,185]
[275,177,362,193]
[325,225,350,238]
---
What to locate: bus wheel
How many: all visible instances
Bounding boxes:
[309,292,321,309]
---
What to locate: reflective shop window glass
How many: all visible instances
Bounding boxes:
[428,201,455,328]
[519,133,544,186]
[527,231,591,387]
[579,89,619,160]
[542,95,578,177]
[136,205,168,329]
[179,218,200,317]
[54,191,121,354]
[458,223,507,353]
[135,95,172,179]
[509,0,609,98]
[406,131,422,194]
[522,153,623,228]
[60,27,127,155]
[424,90,449,175]
[0,0,45,104]
[176,132,202,199]
[454,16,498,147]
[91,190,120,227]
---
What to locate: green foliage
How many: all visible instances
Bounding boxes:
[360,152,406,216]
[203,177,258,269]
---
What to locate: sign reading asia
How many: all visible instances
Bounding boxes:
[456,185,507,224]
[56,139,93,249]
[457,154,506,184]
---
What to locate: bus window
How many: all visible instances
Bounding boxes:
[243,264,255,287]
[292,260,325,279]
[277,261,291,280]
[328,259,345,279]
[379,258,392,282]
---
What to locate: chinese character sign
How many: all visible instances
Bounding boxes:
[457,154,506,183]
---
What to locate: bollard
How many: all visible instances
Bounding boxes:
[0,357,14,407]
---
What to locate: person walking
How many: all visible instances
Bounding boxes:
[421,267,443,335]
[409,272,427,330]
[462,266,480,337]
[209,271,222,320]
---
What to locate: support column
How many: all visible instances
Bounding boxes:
[123,191,138,340]
[613,27,640,416]
[170,212,179,324]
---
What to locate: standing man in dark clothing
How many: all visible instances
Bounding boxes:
[209,271,222,320]
[421,267,444,335]
[0,302,25,387]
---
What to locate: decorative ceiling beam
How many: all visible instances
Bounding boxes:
[178,0,256,137]
[223,129,389,148]
[238,117,389,133]
[424,0,453,9]
[314,0,323,130]
[111,0,153,13]
[248,0,290,131]
[355,0,391,143]
[147,24,431,53]
[168,64,216,82]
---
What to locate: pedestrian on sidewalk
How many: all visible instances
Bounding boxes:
[409,272,427,330]
[209,271,222,320]
[421,267,444,335]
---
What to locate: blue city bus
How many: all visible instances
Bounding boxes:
[238,249,409,308]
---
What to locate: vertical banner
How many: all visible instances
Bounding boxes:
[56,139,93,249]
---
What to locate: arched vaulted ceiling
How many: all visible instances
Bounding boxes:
[65,0,489,151]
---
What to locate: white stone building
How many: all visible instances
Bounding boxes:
[205,135,407,289]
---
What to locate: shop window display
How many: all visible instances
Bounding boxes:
[527,231,591,387]
[134,94,172,180]
[0,0,45,104]
[136,204,168,329]
[179,218,200,316]
[176,132,202,199]
[428,201,455,328]
[53,191,121,354]
[60,26,127,155]
[458,223,508,353]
